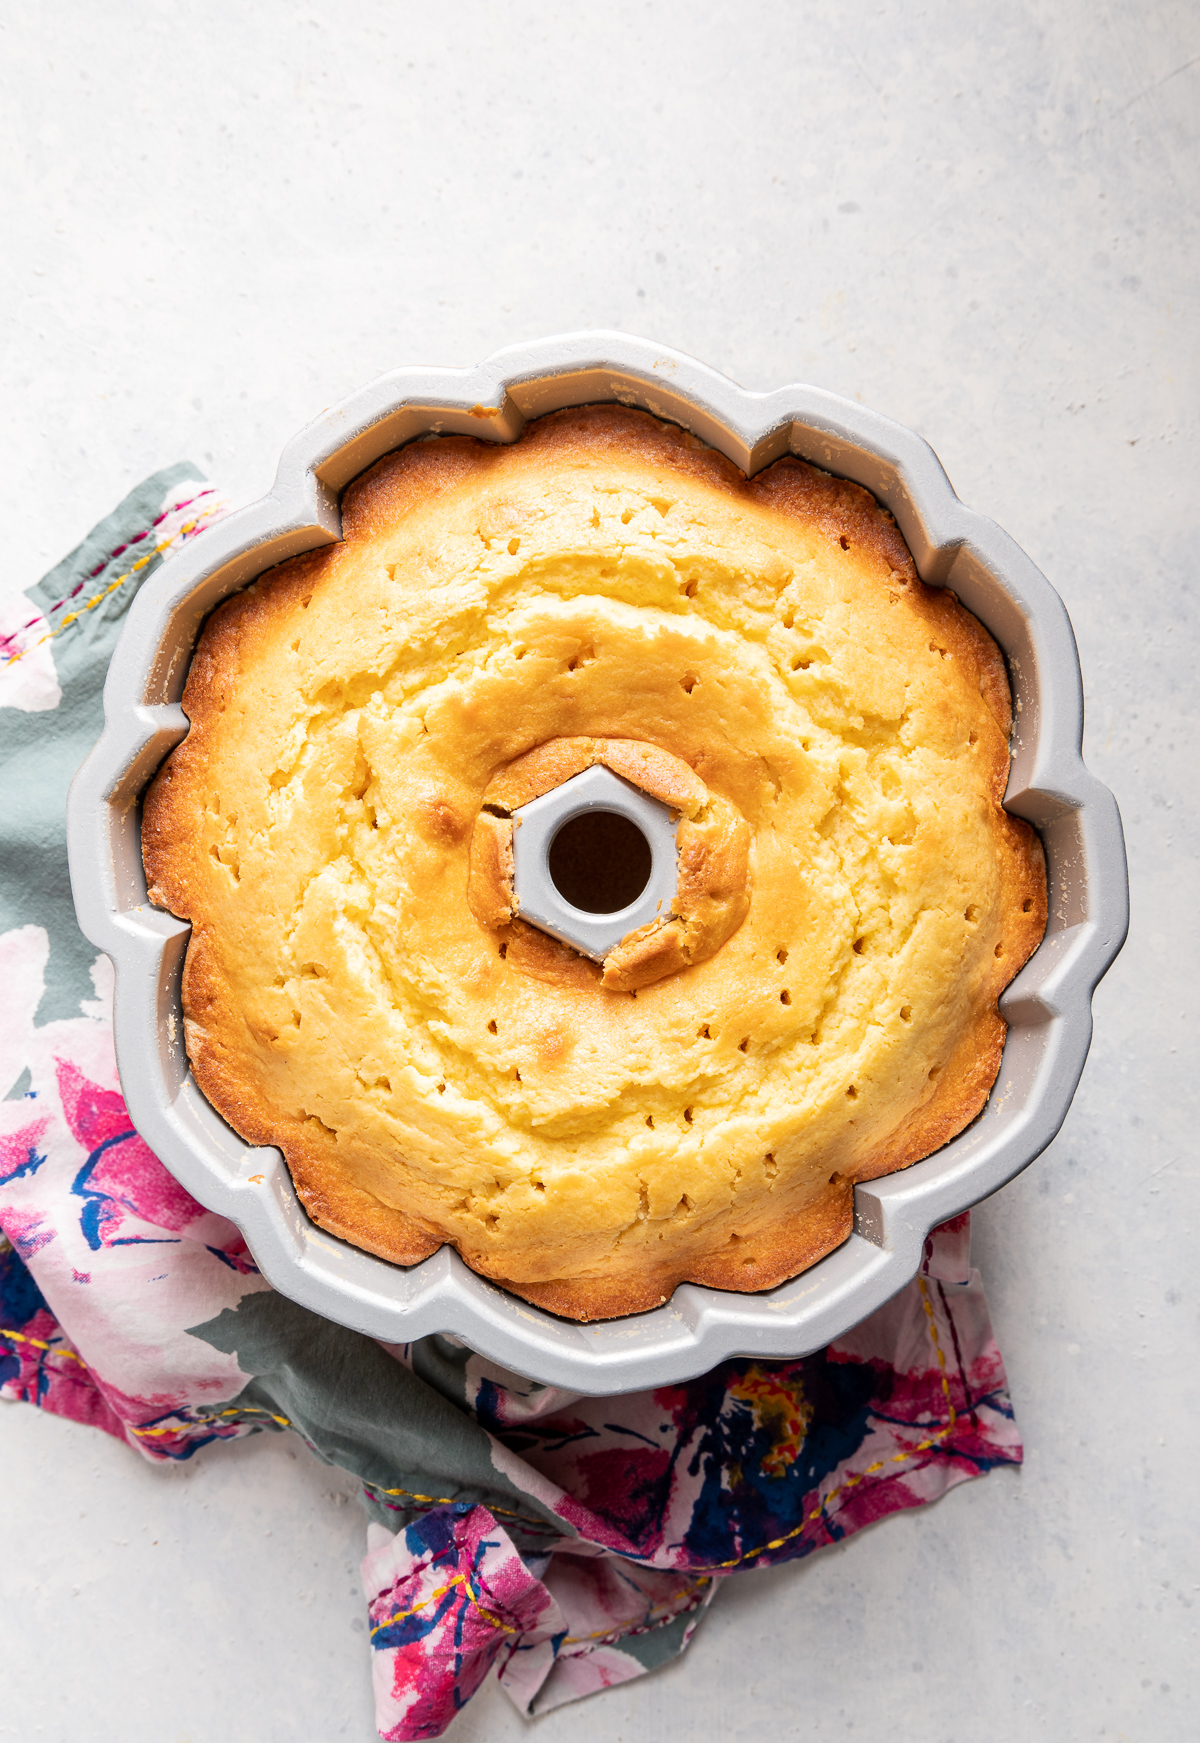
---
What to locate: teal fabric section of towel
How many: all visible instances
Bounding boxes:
[188,1289,568,1551]
[0,463,204,1031]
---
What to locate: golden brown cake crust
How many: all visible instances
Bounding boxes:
[483,734,708,817]
[144,404,1046,1321]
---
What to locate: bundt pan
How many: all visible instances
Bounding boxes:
[66,333,1128,1394]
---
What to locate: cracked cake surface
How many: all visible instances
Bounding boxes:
[142,404,1046,1320]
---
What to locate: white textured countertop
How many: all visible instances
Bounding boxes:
[2,3,1196,1739]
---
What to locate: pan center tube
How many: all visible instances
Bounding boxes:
[511,764,679,961]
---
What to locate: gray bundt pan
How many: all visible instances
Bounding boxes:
[66,333,1128,1394]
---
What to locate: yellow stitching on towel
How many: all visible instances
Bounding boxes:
[208,1403,293,1429]
[3,502,224,669]
[0,1326,87,1366]
[129,1402,295,1438]
[363,1480,554,1533]
[369,1572,466,1637]
[369,1569,520,1639]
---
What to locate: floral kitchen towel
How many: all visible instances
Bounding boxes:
[0,471,1022,1739]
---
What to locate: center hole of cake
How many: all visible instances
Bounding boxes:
[548,811,653,914]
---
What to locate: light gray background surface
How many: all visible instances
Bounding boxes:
[2,3,1196,1740]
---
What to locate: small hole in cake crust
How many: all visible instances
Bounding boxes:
[513,1068,522,1082]
[929,1065,941,1080]
[684,1107,694,1124]
[1022,897,1033,912]
[839,535,850,551]
[900,1004,913,1023]
[791,654,811,671]
[680,673,698,693]
[498,942,508,958]
[994,942,1004,957]
[698,1024,712,1039]
[780,990,791,1005]
[965,905,979,922]
[777,946,788,964]
[620,508,633,525]
[684,578,699,598]
[301,594,312,610]
[846,1084,858,1099]
[764,1153,778,1178]
[739,1036,750,1052]
[533,1180,545,1193]
[487,1019,498,1034]
[969,730,979,746]
[436,1082,446,1094]
[645,1114,654,1128]
[929,641,948,658]
[508,537,520,555]
[852,937,865,955]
